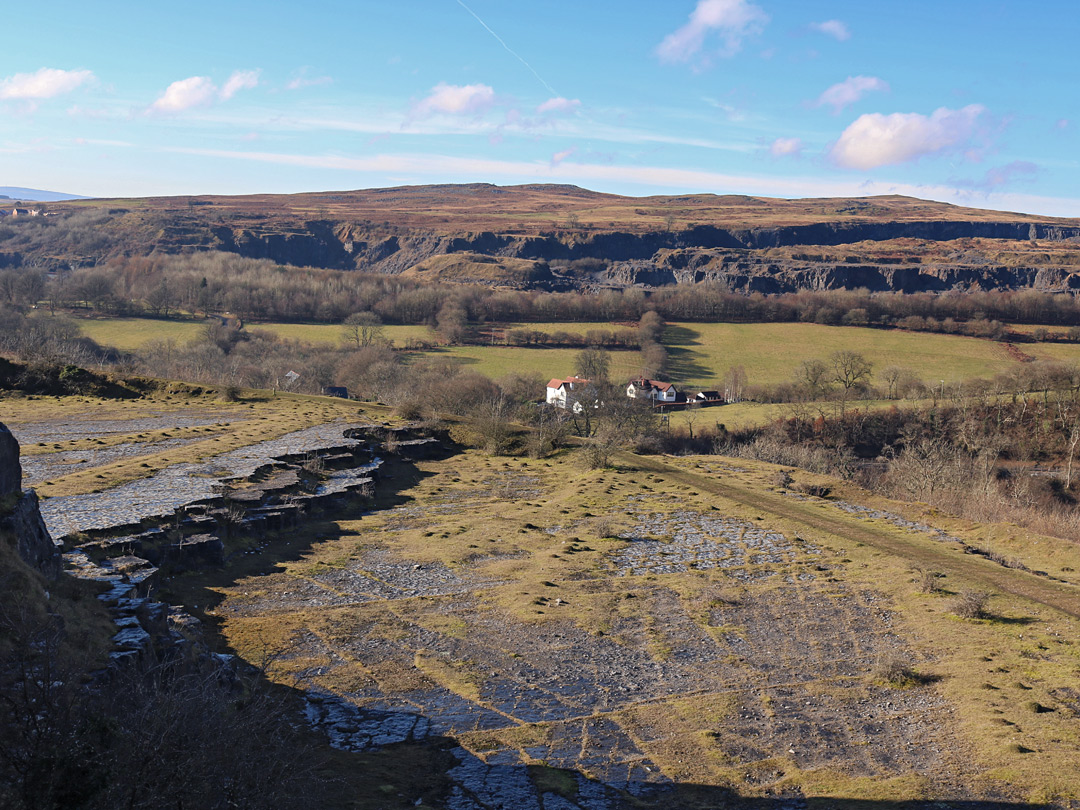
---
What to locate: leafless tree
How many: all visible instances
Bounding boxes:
[341,311,384,348]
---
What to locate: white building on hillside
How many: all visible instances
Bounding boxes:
[626,377,682,403]
[546,376,594,412]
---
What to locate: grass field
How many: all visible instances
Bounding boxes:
[660,322,1080,387]
[75,315,1080,394]
[76,317,205,350]
[74,316,433,349]
[405,322,1080,389]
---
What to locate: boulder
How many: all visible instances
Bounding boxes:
[0,422,21,496]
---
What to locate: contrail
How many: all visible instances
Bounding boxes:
[454,0,559,97]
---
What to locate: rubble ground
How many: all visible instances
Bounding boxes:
[214,447,1080,807]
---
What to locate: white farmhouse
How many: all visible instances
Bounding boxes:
[626,377,681,404]
[546,376,594,412]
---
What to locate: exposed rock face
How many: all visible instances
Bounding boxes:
[0,421,60,579]
[4,491,60,579]
[0,422,20,496]
[8,185,1080,292]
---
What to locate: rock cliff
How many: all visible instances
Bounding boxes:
[0,422,61,579]
[8,185,1080,293]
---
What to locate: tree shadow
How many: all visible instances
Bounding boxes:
[664,345,713,385]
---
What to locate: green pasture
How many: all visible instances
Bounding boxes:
[75,315,1080,390]
[77,317,204,350]
[250,322,432,345]
[406,345,644,383]
[660,322,1080,387]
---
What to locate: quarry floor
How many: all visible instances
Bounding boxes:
[7,394,1080,809]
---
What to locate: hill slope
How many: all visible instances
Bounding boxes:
[5,184,1080,293]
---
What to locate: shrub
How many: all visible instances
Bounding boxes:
[871,652,922,686]
[588,516,620,539]
[772,470,794,489]
[951,590,990,619]
[916,569,942,594]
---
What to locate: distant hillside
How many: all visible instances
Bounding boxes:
[4,183,1080,293]
[0,186,91,202]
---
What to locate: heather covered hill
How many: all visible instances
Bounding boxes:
[5,183,1080,292]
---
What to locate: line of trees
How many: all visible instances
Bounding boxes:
[10,252,1080,335]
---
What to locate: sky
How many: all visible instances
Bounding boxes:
[1,0,1078,216]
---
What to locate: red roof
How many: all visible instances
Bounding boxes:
[547,376,590,389]
[629,378,675,391]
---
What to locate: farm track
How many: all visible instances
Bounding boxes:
[622,451,1080,620]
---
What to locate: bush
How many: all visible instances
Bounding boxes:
[772,470,794,489]
[871,652,922,686]
[580,440,612,470]
[951,590,990,619]
[916,569,942,594]
[588,516,620,539]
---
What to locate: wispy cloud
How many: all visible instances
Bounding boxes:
[809,20,851,41]
[411,83,497,118]
[537,97,581,116]
[550,146,577,166]
[656,0,768,65]
[769,137,803,157]
[0,68,94,100]
[814,76,889,114]
[955,160,1038,190]
[286,70,333,91]
[158,145,1080,215]
[220,70,260,101]
[830,104,987,170]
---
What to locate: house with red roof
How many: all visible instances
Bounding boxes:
[546,376,595,411]
[626,377,683,404]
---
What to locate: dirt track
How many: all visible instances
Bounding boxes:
[620,451,1080,620]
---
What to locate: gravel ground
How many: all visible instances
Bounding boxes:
[20,435,209,486]
[223,467,972,806]
[39,422,364,539]
[9,411,244,445]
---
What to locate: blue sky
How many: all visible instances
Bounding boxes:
[2,0,1077,215]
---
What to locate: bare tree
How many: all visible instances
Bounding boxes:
[341,311,384,348]
[797,359,832,399]
[575,347,610,384]
[831,350,872,414]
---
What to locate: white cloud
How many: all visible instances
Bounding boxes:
[0,68,93,100]
[149,76,218,113]
[219,69,259,101]
[815,75,889,114]
[537,97,581,115]
[656,0,768,64]
[809,20,850,41]
[830,105,986,170]
[412,83,496,117]
[769,137,803,157]
[551,146,577,165]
